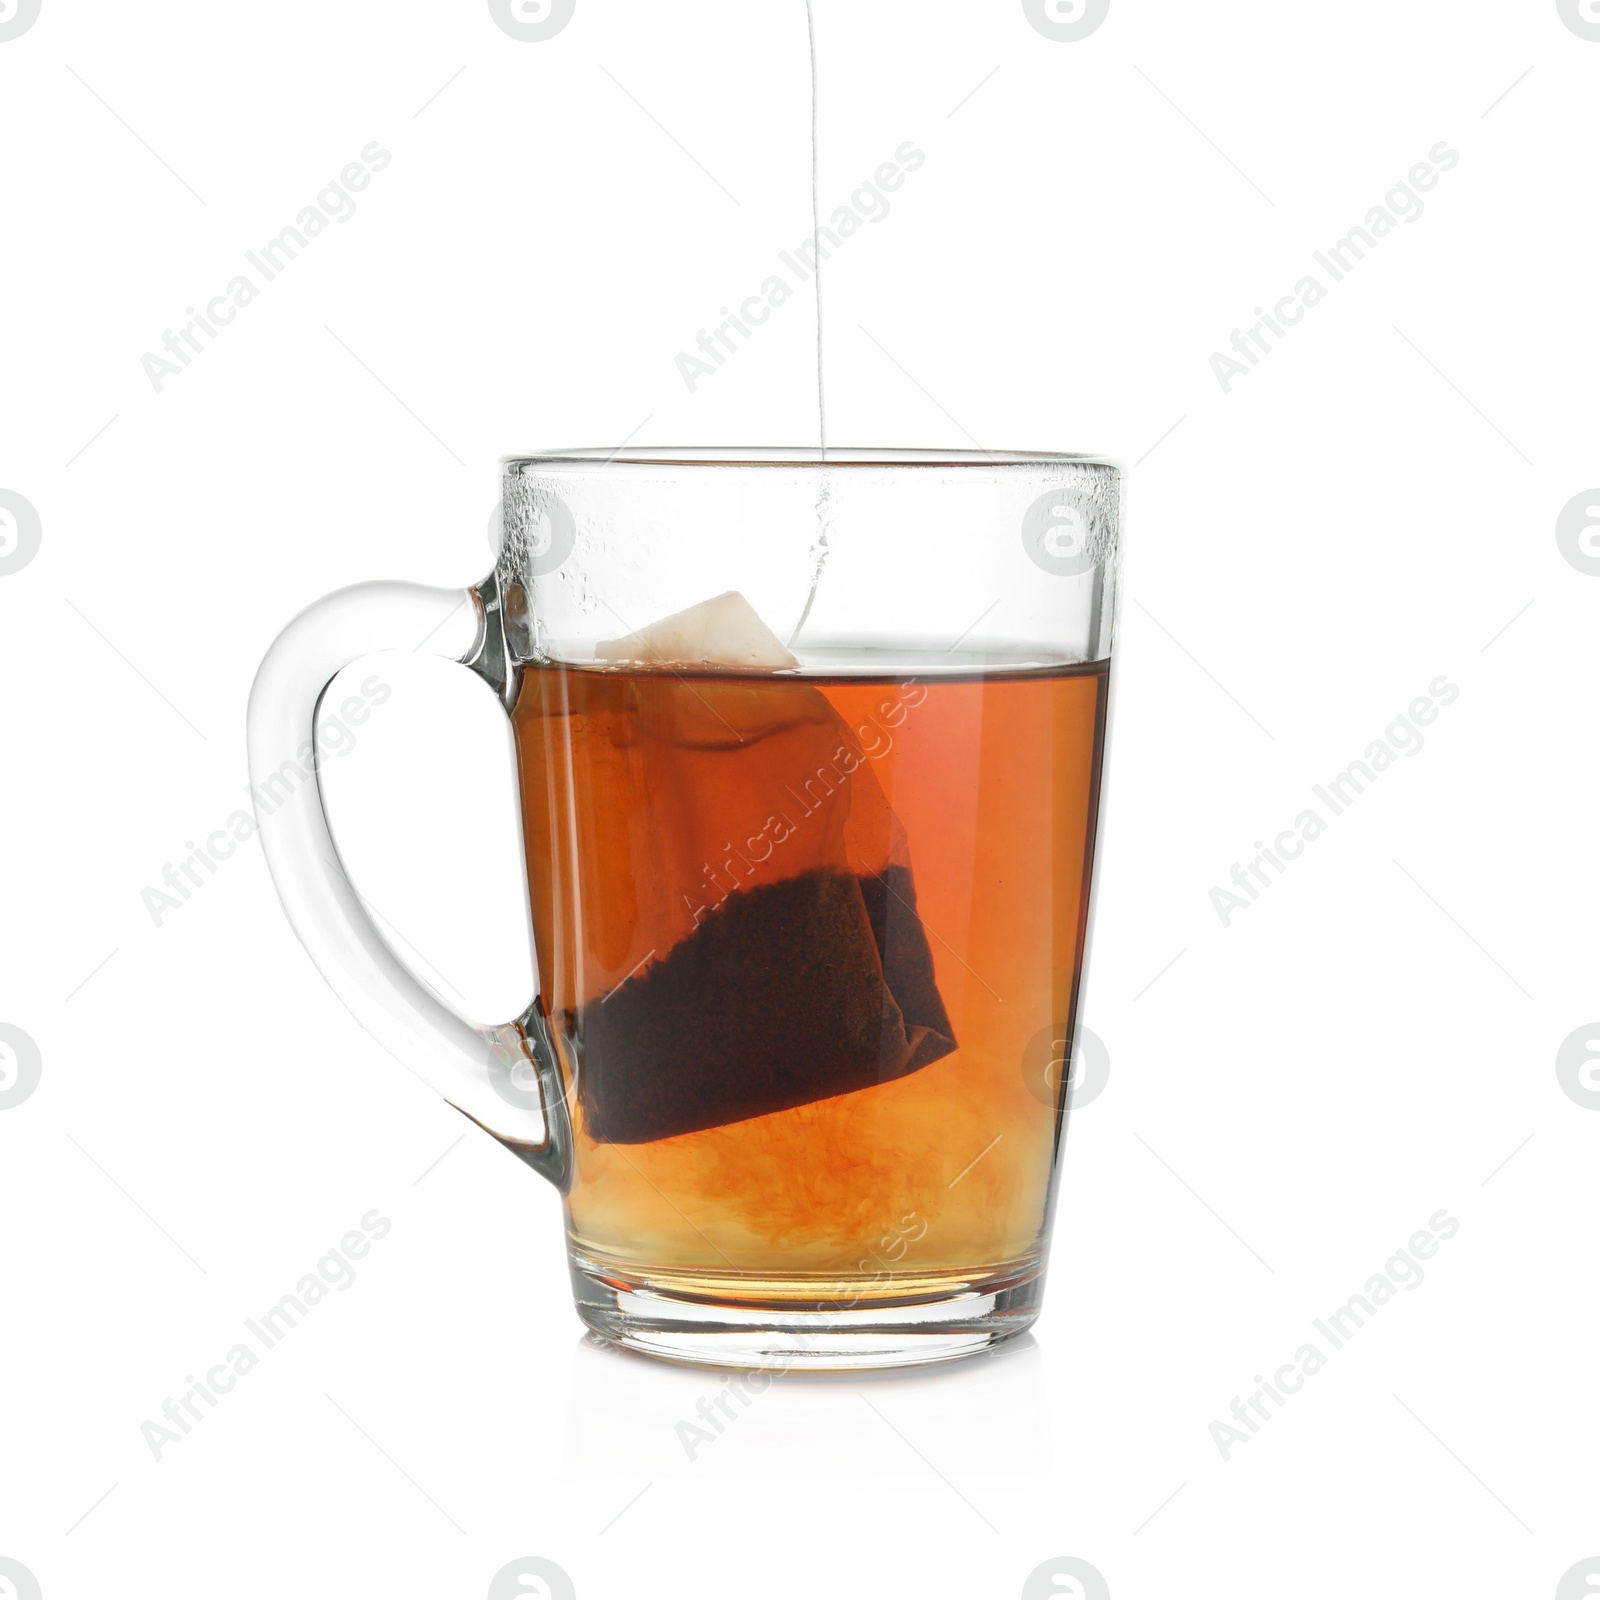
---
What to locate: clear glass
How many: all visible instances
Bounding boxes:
[247,446,1120,1370]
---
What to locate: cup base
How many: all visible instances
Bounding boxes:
[568,1252,1043,1371]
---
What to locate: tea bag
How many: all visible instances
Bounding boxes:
[571,593,955,1144]
[597,589,800,671]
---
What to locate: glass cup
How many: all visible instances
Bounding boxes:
[247,447,1120,1370]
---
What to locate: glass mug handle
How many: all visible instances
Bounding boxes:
[244,575,570,1186]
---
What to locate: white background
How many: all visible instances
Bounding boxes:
[2,1,1598,1597]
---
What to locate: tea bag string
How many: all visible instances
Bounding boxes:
[805,0,826,455]
[789,0,833,653]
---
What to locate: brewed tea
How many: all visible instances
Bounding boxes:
[511,655,1109,1297]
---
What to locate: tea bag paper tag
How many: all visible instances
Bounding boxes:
[596,591,798,670]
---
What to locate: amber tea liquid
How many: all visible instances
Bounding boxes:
[511,656,1109,1307]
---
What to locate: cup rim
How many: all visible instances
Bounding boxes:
[501,446,1120,470]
